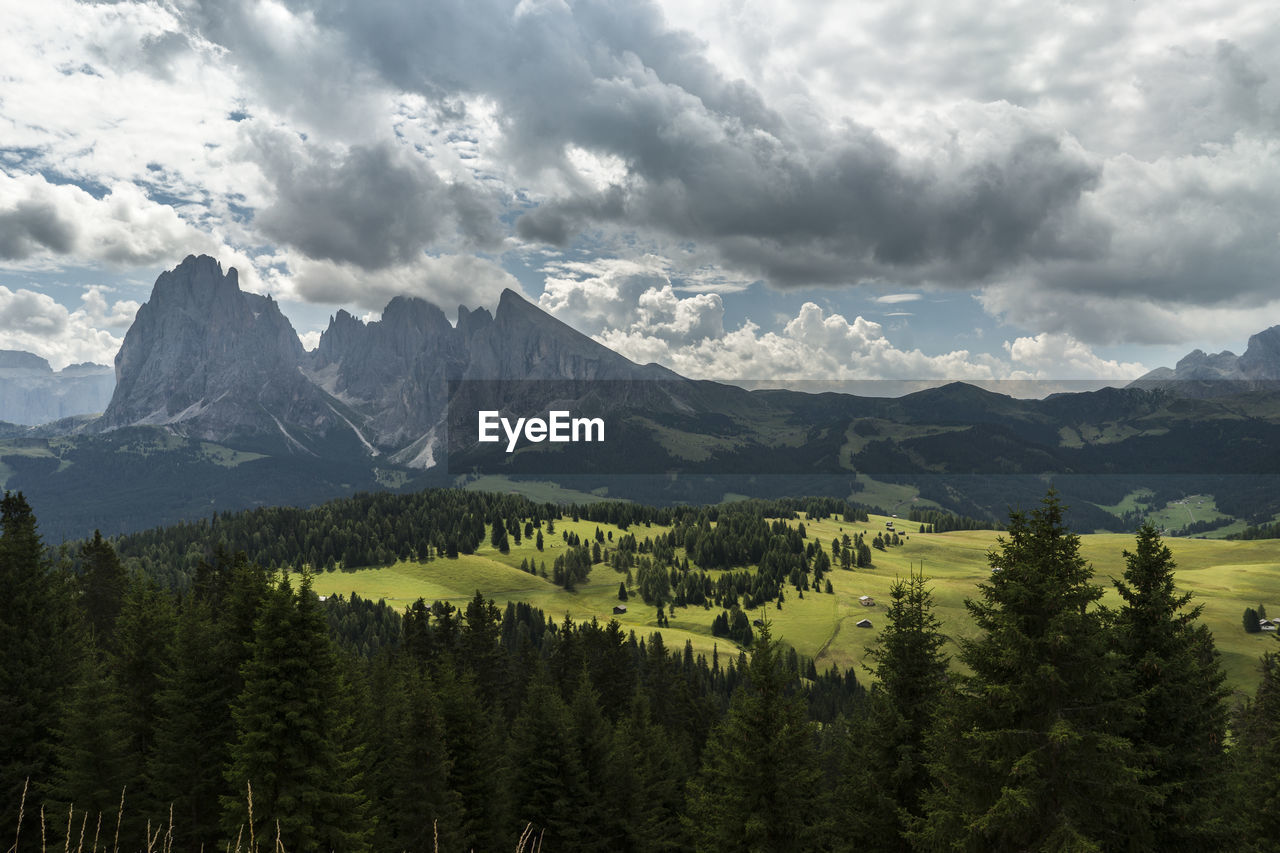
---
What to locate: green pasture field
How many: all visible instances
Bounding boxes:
[321,511,1280,696]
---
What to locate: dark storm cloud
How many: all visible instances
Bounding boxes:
[179,0,1100,288]
[519,126,1101,286]
[0,198,77,260]
[250,132,504,270]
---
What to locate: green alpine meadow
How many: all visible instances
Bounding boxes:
[6,485,1280,850]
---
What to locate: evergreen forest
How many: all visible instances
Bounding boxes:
[2,487,1278,852]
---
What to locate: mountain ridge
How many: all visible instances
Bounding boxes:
[0,349,114,426]
[1130,325,1280,394]
[97,255,674,463]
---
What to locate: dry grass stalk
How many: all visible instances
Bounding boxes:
[433,819,438,853]
[40,803,46,852]
[163,804,173,853]
[246,782,255,853]
[232,822,243,853]
[91,812,102,853]
[64,802,73,853]
[274,819,283,853]
[515,822,533,852]
[113,787,125,853]
[75,810,87,853]
[10,777,28,853]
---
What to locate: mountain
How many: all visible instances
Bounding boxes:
[11,253,1280,541]
[97,254,680,465]
[0,350,114,425]
[1131,325,1280,394]
[99,255,345,447]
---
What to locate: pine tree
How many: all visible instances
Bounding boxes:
[363,655,462,852]
[684,620,821,852]
[436,664,508,852]
[147,598,236,850]
[506,669,588,848]
[836,571,948,851]
[605,692,688,852]
[568,673,616,852]
[111,574,176,791]
[1233,651,1280,841]
[78,530,128,648]
[221,573,371,852]
[491,520,509,552]
[1112,524,1232,848]
[47,649,136,844]
[912,491,1149,851]
[0,492,81,841]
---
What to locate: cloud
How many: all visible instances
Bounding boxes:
[875,293,922,304]
[6,0,1280,356]
[247,128,505,270]
[79,286,141,331]
[0,285,136,368]
[267,252,521,315]
[539,270,1148,382]
[176,0,1103,289]
[0,172,217,267]
[297,329,322,351]
[1003,332,1147,380]
[596,301,1006,380]
[537,255,675,332]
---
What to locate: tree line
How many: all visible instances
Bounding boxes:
[4,488,1280,851]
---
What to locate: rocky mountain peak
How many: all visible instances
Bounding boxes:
[100,255,327,441]
[1238,325,1280,379]
[1131,323,1280,393]
[0,350,53,372]
[455,304,493,339]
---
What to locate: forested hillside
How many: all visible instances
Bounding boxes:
[4,488,1280,851]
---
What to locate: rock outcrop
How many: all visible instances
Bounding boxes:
[96,255,672,463]
[1130,325,1280,395]
[99,255,341,446]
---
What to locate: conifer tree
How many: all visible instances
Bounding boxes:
[47,649,136,843]
[605,691,689,853]
[111,574,176,783]
[147,598,234,849]
[363,655,462,852]
[836,571,948,851]
[0,492,81,841]
[684,620,821,852]
[912,491,1148,851]
[1233,651,1280,841]
[78,530,128,647]
[568,673,617,851]
[506,669,588,848]
[436,664,508,851]
[221,573,371,852]
[1112,524,1231,848]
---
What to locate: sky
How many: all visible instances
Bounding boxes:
[0,0,1277,385]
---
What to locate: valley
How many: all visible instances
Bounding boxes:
[318,507,1280,694]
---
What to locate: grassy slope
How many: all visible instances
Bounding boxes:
[322,512,1280,696]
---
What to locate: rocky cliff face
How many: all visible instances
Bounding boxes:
[96,255,666,464]
[0,351,114,425]
[99,255,342,445]
[1131,325,1280,394]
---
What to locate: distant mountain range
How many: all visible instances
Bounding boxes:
[0,350,113,426]
[6,254,1280,540]
[1130,325,1280,395]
